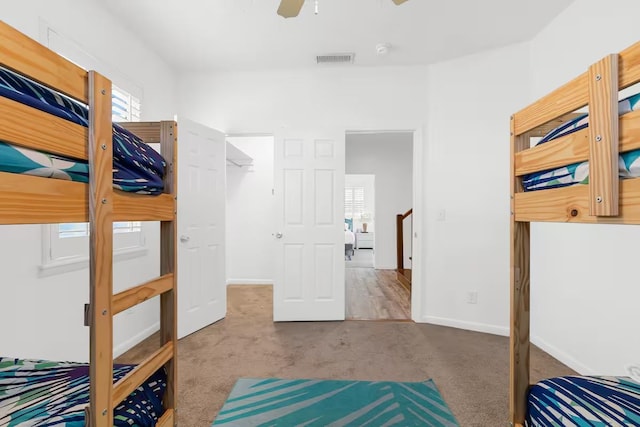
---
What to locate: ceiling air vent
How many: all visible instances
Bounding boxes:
[316,53,355,64]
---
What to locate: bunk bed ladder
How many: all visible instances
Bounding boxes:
[85,117,179,426]
[87,70,115,427]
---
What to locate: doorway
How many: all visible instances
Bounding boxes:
[344,132,413,321]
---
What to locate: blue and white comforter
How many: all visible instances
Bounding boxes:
[526,376,640,426]
[523,94,640,191]
[0,67,166,194]
[0,357,166,426]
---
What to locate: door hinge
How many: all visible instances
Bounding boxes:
[84,303,91,327]
[272,188,275,195]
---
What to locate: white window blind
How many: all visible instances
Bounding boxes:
[345,186,365,219]
[112,86,141,122]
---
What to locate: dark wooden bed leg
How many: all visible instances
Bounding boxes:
[160,121,178,426]
[510,117,531,427]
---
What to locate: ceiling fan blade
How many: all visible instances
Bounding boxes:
[278,0,305,18]
[391,0,409,4]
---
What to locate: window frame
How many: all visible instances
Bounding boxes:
[37,21,148,277]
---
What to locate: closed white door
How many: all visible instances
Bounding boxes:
[177,118,226,338]
[273,131,345,321]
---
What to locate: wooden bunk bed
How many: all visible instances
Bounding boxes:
[510,41,640,426]
[0,21,177,427]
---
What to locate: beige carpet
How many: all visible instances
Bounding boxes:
[117,285,575,426]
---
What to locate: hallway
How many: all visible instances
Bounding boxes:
[345,253,411,320]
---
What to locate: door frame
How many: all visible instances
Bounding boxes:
[345,127,424,322]
[228,127,425,323]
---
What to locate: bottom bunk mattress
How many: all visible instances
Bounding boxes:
[526,376,640,426]
[0,357,166,427]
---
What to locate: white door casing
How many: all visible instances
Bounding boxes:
[177,118,226,338]
[273,131,345,321]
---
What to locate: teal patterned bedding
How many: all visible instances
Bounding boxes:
[0,357,166,426]
[523,93,640,191]
[0,66,166,194]
[526,376,640,426]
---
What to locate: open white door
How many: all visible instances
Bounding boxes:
[177,118,226,338]
[273,130,345,321]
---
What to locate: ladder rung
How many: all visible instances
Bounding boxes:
[113,341,173,406]
[112,273,174,315]
[156,408,175,427]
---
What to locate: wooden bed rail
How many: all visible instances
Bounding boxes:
[513,41,640,137]
[0,20,87,103]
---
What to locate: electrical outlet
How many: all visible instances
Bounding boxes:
[467,291,478,304]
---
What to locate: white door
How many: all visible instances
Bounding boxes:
[177,118,226,338]
[273,130,345,321]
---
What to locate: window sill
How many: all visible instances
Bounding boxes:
[39,246,148,278]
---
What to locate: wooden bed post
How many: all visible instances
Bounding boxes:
[88,71,114,427]
[509,116,530,427]
[588,54,619,216]
[160,121,178,426]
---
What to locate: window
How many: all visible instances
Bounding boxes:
[39,23,148,276]
[112,86,141,122]
[345,186,365,220]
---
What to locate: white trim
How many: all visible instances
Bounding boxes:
[226,279,274,286]
[113,322,159,358]
[39,246,148,277]
[410,127,424,322]
[531,335,594,375]
[423,315,509,337]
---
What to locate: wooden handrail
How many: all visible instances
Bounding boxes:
[396,209,413,271]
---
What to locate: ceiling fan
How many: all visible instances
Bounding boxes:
[277,0,410,18]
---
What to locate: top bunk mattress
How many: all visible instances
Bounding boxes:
[523,94,640,192]
[526,375,640,426]
[0,67,166,194]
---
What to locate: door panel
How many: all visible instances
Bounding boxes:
[178,118,226,338]
[274,131,345,321]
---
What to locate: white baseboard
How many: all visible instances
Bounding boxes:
[531,335,594,375]
[226,279,273,285]
[113,322,159,358]
[422,315,509,337]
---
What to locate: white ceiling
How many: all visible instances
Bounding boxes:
[102,0,574,72]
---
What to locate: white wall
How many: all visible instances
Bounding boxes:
[175,3,638,376]
[226,136,275,284]
[346,133,413,269]
[422,43,531,335]
[0,0,177,361]
[177,66,428,134]
[528,0,640,375]
[178,65,428,315]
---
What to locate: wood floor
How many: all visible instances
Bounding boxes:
[345,267,411,320]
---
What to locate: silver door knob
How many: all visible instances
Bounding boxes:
[275,232,283,239]
[180,235,190,243]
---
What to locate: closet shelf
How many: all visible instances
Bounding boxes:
[226,141,253,167]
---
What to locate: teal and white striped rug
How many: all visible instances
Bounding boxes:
[212,378,459,426]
